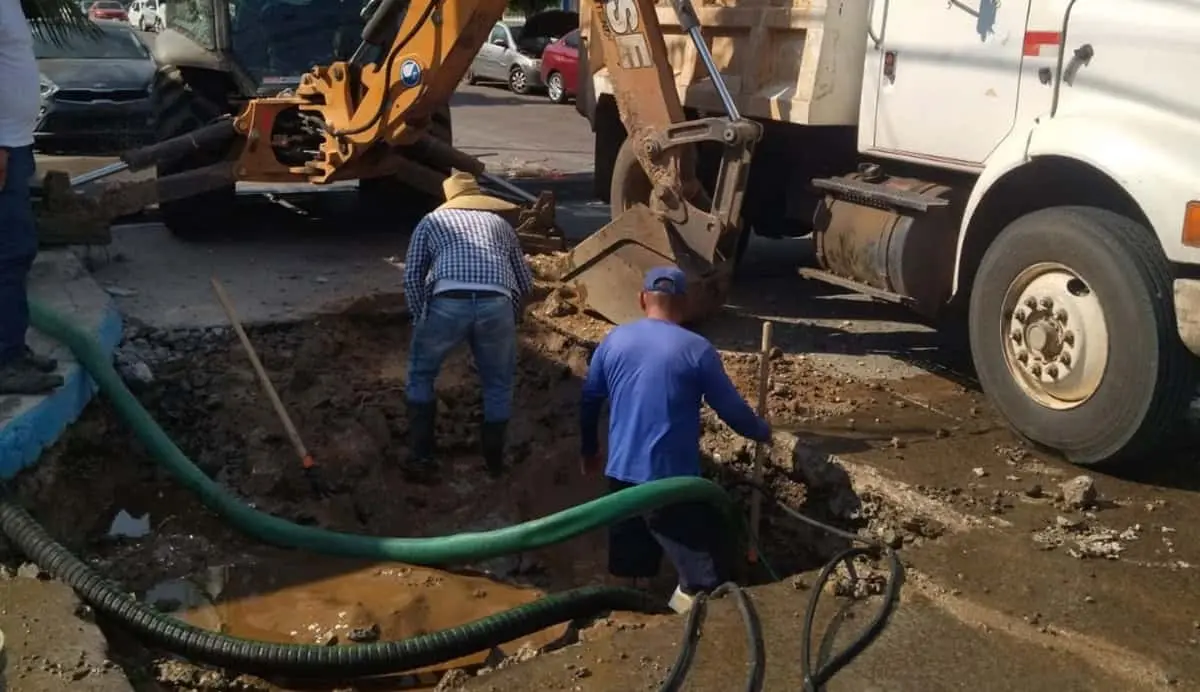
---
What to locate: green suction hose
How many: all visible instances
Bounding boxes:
[0,493,668,677]
[27,299,746,564]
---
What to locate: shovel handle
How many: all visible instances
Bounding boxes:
[211,278,312,466]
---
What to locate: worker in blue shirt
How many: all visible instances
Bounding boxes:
[580,266,772,613]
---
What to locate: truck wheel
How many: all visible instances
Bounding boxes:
[592,99,623,202]
[359,106,453,218]
[610,137,753,268]
[968,206,1196,467]
[153,66,236,241]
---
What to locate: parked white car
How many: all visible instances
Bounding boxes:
[127,0,162,32]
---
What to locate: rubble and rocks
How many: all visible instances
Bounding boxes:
[1058,475,1098,510]
[1031,515,1141,560]
[436,668,471,691]
[0,575,135,691]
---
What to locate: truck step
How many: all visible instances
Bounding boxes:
[796,268,915,307]
[811,176,950,213]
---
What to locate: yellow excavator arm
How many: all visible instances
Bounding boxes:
[560,0,762,324]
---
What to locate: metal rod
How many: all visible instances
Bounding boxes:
[748,320,773,561]
[687,26,740,121]
[479,171,539,204]
[70,161,130,188]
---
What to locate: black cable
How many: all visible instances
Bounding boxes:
[660,582,765,692]
[661,479,904,692]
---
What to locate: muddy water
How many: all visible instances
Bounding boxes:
[150,556,570,673]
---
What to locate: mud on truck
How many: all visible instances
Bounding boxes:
[574,0,1200,468]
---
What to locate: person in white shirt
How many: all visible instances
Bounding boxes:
[0,0,63,394]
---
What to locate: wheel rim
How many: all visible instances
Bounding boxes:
[548,75,562,100]
[1000,261,1110,410]
[511,70,525,91]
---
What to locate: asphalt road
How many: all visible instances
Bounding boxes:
[33,82,1200,689]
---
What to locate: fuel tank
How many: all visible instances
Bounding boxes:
[812,174,964,319]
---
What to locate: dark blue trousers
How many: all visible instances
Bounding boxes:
[606,476,733,594]
[0,145,37,365]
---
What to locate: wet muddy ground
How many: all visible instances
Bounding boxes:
[4,259,1200,690]
[3,274,863,690]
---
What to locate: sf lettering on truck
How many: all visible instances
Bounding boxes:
[603,0,652,69]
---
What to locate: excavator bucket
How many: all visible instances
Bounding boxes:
[558,204,734,325]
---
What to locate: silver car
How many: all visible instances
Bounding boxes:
[464,11,578,95]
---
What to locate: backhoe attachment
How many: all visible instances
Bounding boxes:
[559,0,762,325]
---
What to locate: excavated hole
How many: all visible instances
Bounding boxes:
[7,305,875,690]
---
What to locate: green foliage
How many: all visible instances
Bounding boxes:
[21,0,102,45]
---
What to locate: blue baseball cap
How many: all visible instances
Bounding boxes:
[644,266,687,295]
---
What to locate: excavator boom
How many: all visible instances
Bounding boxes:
[559,0,762,324]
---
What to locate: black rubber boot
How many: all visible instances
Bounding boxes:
[481,420,508,478]
[405,400,438,483]
[0,359,63,395]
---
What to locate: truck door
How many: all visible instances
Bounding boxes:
[870,0,1031,166]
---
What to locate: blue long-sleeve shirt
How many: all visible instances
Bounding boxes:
[580,318,771,484]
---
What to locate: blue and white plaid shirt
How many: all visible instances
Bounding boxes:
[402,208,535,322]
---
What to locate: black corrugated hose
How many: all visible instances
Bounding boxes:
[660,480,904,692]
[0,495,669,677]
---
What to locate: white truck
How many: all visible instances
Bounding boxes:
[575,0,1200,467]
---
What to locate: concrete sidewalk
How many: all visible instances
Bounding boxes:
[0,251,122,478]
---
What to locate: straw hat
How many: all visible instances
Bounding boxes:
[437,170,518,212]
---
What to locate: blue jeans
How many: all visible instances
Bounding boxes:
[406,294,517,422]
[0,145,37,365]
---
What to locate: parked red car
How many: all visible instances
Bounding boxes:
[87,0,128,21]
[539,29,579,104]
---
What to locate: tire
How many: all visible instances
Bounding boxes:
[546,71,567,104]
[968,206,1197,467]
[609,137,752,268]
[508,66,530,95]
[358,106,453,218]
[152,65,237,241]
[592,100,623,202]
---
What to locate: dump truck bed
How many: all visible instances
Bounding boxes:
[582,0,870,126]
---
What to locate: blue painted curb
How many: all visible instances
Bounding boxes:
[0,302,124,479]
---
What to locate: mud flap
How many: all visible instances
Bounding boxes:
[559,203,733,325]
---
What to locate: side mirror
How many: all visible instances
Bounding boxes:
[491,38,507,47]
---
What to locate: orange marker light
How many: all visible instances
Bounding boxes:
[1183,201,1200,248]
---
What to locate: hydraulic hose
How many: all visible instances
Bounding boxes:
[26,299,745,565]
[0,493,667,677]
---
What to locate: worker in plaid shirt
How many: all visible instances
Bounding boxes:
[402,170,534,481]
